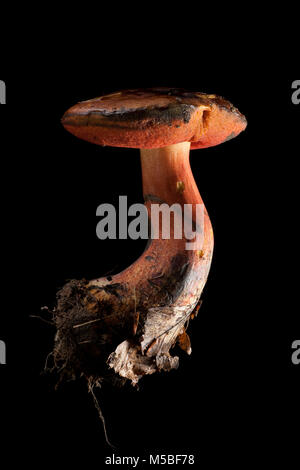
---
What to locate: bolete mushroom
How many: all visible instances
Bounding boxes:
[55,88,247,386]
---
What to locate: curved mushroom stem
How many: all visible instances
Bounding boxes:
[54,142,214,385]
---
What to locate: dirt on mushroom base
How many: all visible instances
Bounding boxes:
[51,279,127,386]
[50,268,202,388]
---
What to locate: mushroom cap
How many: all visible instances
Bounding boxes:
[62,88,247,149]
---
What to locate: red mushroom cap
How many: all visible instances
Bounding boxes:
[61,88,247,149]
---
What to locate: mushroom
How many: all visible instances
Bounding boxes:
[56,88,247,386]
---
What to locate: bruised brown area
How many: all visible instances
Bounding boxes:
[61,87,247,149]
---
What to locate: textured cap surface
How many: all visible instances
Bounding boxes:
[62,88,247,149]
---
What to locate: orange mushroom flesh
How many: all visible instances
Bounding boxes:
[56,88,247,386]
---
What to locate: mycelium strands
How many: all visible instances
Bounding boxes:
[54,142,213,385]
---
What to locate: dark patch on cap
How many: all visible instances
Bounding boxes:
[211,95,247,122]
[94,103,194,125]
[64,102,196,128]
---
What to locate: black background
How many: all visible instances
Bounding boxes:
[0,18,299,468]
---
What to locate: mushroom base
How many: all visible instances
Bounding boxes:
[51,273,203,387]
